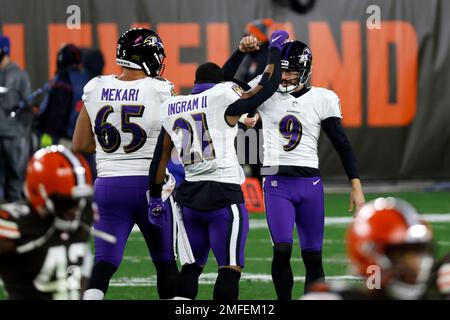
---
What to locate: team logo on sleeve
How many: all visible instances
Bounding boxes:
[231,84,244,97]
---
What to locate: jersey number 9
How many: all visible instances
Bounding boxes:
[279,114,302,152]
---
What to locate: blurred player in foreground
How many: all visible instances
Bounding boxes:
[302,197,450,300]
[0,145,95,299]
[73,28,179,300]
[147,30,288,300]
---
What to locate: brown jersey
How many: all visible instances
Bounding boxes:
[0,202,93,300]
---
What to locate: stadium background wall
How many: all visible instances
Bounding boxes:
[0,0,449,180]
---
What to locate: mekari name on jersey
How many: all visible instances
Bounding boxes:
[100,88,140,101]
[160,82,245,185]
[83,75,174,177]
[249,76,342,169]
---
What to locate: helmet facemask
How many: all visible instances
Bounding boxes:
[50,196,87,232]
[156,53,166,77]
[37,183,93,232]
[277,67,311,93]
[383,243,434,299]
[140,49,166,77]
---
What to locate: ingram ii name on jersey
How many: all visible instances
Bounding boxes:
[160,82,245,185]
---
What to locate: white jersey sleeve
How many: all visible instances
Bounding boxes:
[152,78,176,104]
[226,82,245,105]
[247,75,262,89]
[238,75,264,120]
[82,76,100,106]
[318,88,343,120]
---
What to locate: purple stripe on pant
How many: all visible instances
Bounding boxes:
[263,175,324,251]
[182,203,249,268]
[94,176,175,267]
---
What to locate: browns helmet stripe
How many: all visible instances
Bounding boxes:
[57,147,87,187]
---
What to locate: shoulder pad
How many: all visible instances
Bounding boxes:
[0,203,28,240]
[0,203,31,220]
[83,76,101,95]
[230,83,244,96]
[154,76,168,82]
[311,87,339,99]
[150,77,174,91]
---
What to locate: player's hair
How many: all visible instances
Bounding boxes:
[194,62,224,84]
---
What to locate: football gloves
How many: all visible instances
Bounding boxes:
[146,192,166,229]
[269,30,289,51]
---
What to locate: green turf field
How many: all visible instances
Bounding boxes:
[1,191,449,300]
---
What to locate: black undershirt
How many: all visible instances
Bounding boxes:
[261,165,320,177]
[291,85,311,98]
[174,180,244,211]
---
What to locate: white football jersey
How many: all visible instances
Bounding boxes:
[248,76,342,169]
[160,82,245,185]
[83,75,174,177]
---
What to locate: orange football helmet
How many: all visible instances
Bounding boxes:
[347,197,434,299]
[24,145,94,230]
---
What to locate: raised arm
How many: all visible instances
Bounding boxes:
[222,35,260,82]
[224,30,288,126]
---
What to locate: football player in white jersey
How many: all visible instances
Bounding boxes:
[72,28,178,300]
[235,40,366,299]
[147,30,288,300]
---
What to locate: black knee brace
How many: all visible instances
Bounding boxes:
[175,263,203,300]
[88,261,118,294]
[273,242,292,262]
[272,243,294,300]
[302,249,325,293]
[154,261,179,299]
[213,268,241,300]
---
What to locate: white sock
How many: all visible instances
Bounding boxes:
[172,296,191,300]
[83,288,105,300]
